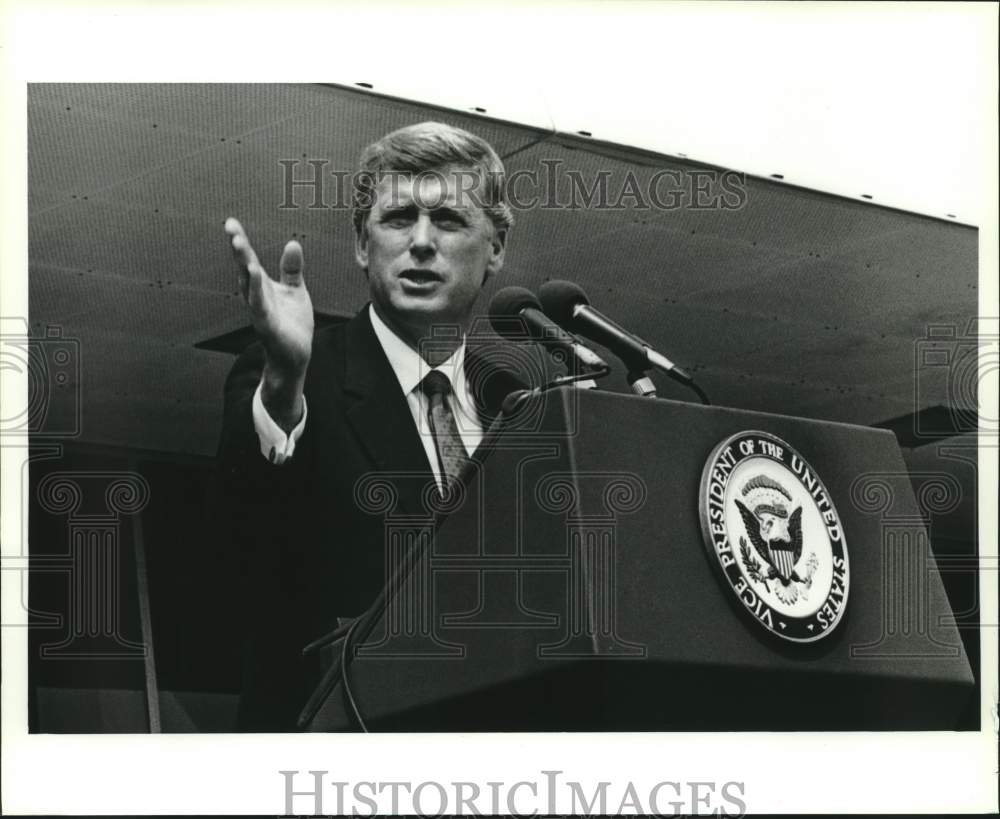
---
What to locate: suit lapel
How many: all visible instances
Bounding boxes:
[342,310,435,516]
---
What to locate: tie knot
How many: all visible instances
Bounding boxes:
[420,369,452,398]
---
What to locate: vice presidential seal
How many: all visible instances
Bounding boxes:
[698,431,849,643]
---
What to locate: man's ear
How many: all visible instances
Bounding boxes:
[484,228,507,281]
[354,219,369,272]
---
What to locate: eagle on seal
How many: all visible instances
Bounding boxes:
[735,474,805,586]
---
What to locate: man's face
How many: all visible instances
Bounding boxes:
[355,166,506,338]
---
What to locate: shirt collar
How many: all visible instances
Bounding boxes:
[368,304,472,409]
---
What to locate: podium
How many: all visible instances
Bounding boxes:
[307,388,973,731]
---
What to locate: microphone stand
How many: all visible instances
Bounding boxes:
[627,370,658,398]
[500,362,612,415]
[627,361,712,405]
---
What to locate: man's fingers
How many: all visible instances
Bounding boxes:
[279,240,305,286]
[228,231,266,309]
[240,250,267,310]
[223,216,245,239]
[230,232,263,274]
[224,218,304,309]
[225,217,263,284]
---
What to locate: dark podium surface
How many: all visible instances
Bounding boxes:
[308,388,974,731]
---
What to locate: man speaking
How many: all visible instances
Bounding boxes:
[219,122,515,730]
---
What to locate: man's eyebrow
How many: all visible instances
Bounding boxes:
[380,202,472,217]
[432,205,471,218]
[379,203,417,216]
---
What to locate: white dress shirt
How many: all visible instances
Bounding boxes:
[252,304,484,488]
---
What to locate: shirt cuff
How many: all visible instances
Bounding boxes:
[251,379,308,465]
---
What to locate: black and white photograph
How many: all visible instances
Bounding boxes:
[2,1,997,815]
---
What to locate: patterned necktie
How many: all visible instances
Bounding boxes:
[419,370,471,493]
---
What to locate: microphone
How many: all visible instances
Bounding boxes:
[538,280,693,384]
[489,286,609,373]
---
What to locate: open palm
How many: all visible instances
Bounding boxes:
[225,217,314,378]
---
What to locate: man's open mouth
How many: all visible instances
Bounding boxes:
[400,269,444,284]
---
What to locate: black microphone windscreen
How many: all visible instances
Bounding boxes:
[490,286,541,317]
[538,280,589,328]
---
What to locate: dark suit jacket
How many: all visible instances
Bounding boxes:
[218,307,526,730]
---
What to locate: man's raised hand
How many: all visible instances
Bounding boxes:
[225,217,314,431]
